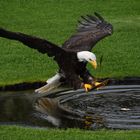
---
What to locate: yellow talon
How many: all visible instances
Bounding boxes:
[94,80,108,90]
[84,80,109,92]
[84,84,93,92]
[94,82,101,90]
[94,82,101,86]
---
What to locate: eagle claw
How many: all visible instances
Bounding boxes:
[93,81,102,90]
[84,84,93,92]
[84,81,107,92]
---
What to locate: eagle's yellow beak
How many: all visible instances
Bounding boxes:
[89,60,97,69]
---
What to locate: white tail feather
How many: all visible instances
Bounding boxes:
[35,73,62,94]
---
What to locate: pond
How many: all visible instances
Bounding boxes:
[0,85,140,130]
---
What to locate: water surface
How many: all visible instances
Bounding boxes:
[0,85,140,129]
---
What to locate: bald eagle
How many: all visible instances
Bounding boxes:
[0,12,113,92]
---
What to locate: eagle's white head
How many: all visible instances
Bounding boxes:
[77,51,97,69]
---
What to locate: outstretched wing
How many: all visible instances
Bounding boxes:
[0,28,65,57]
[62,12,113,52]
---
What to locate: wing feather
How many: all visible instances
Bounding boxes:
[62,12,113,52]
[0,28,65,58]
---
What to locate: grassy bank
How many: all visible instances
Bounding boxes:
[0,125,139,140]
[0,0,139,86]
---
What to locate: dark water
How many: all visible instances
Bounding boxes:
[0,85,140,129]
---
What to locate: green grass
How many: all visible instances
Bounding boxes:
[0,0,140,86]
[0,125,139,140]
